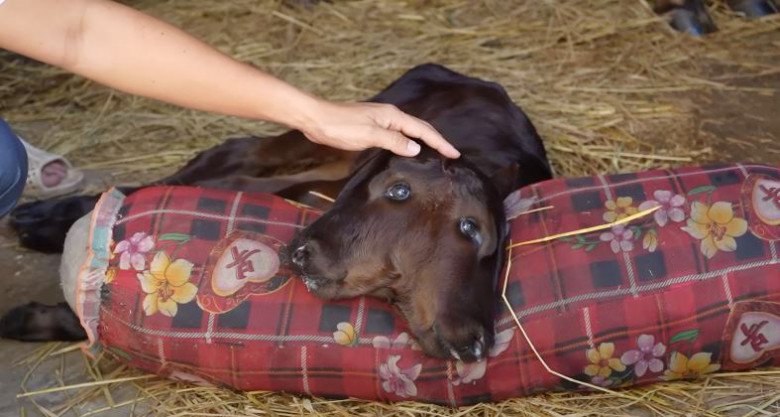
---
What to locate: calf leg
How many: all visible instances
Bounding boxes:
[191,159,355,210]
[0,302,86,341]
[160,132,347,186]
[11,194,103,253]
[7,156,346,254]
[11,131,350,253]
[10,186,138,254]
[192,159,353,194]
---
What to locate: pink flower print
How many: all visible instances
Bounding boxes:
[453,360,486,386]
[114,232,155,271]
[379,355,421,398]
[452,328,515,386]
[638,190,686,227]
[372,332,410,349]
[599,225,634,253]
[591,375,614,387]
[489,328,515,358]
[620,334,666,377]
[503,190,539,220]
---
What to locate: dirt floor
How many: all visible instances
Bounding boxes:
[695,74,780,165]
[1,1,779,416]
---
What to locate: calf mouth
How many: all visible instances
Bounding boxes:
[436,320,492,362]
[282,243,342,294]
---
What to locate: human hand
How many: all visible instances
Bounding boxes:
[298,100,460,158]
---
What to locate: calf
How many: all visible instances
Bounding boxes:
[2,64,552,362]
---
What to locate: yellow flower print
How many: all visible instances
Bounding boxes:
[642,229,658,252]
[584,342,626,378]
[662,352,720,380]
[105,268,117,284]
[137,252,197,317]
[682,201,748,259]
[603,197,638,222]
[333,322,358,346]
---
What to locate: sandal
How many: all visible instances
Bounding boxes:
[20,138,85,199]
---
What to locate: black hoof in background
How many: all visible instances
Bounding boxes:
[653,0,718,36]
[669,8,717,36]
[729,0,779,18]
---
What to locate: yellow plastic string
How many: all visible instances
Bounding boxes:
[501,242,644,401]
[307,191,336,203]
[507,205,660,249]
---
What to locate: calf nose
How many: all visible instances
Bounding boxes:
[291,244,309,268]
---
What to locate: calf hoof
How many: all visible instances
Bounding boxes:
[729,0,778,18]
[0,302,86,342]
[10,195,99,253]
[668,7,718,36]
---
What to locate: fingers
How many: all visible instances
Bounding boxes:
[371,127,422,157]
[300,101,461,158]
[381,106,460,159]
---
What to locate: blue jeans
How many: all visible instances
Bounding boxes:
[0,119,28,218]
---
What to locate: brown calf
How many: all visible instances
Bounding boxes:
[4,64,552,361]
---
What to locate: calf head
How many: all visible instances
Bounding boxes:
[288,149,516,362]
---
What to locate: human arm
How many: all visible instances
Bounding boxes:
[0,0,459,157]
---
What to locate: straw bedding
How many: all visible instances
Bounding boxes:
[3,0,780,415]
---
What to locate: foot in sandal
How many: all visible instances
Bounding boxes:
[21,138,85,200]
[0,118,85,218]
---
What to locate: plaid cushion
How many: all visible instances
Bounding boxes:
[89,164,780,405]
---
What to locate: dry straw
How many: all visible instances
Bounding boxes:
[4,0,780,415]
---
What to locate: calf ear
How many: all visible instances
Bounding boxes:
[336,149,390,200]
[489,163,520,198]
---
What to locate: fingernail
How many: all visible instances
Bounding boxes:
[406,141,421,155]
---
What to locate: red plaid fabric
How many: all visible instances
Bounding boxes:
[85,164,780,405]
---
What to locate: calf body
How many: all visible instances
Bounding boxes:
[4,64,552,361]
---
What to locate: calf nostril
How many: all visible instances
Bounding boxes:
[291,245,309,268]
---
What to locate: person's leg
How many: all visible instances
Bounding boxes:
[0,118,28,218]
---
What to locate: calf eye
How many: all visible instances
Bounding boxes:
[459,217,483,246]
[386,182,411,201]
